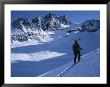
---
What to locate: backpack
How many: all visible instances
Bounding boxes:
[73,43,80,51]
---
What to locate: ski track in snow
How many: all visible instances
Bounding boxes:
[11,26,100,77]
[39,48,100,77]
[60,49,100,77]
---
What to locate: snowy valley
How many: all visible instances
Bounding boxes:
[11,13,100,77]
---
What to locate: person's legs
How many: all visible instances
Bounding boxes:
[78,52,80,62]
[74,54,77,64]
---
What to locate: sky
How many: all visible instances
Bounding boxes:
[11,11,100,23]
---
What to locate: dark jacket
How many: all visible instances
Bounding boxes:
[72,41,81,55]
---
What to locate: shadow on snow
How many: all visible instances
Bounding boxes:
[11,40,71,54]
[11,53,73,77]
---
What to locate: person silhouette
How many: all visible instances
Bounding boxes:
[72,40,81,64]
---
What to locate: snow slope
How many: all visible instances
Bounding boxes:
[11,31,99,63]
[11,19,100,77]
[11,30,100,77]
[39,48,100,77]
[12,51,66,63]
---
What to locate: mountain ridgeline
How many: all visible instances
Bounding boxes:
[67,19,100,33]
[11,13,72,31]
[11,13,100,42]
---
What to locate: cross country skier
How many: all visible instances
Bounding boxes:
[72,40,82,64]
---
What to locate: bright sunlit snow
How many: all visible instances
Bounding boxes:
[11,12,100,77]
[11,51,66,63]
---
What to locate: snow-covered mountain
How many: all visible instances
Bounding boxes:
[11,15,100,43]
[11,13,73,43]
[66,19,100,33]
[11,13,72,31]
[11,13,100,77]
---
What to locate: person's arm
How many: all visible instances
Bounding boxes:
[78,44,83,50]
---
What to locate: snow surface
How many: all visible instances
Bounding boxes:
[39,48,100,77]
[11,51,66,63]
[60,24,70,28]
[11,31,54,48]
[11,21,100,77]
[11,31,99,63]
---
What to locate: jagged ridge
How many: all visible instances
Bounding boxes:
[11,13,100,43]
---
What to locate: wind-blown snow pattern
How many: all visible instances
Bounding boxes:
[11,13,100,77]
